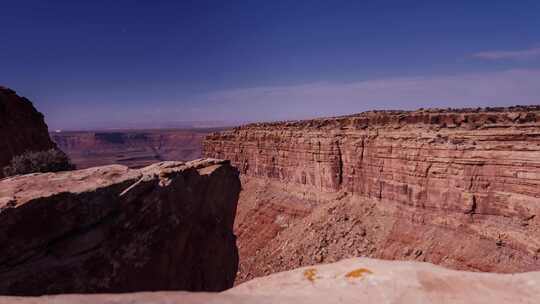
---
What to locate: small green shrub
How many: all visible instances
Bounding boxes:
[3,149,75,176]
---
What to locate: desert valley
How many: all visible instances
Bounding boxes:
[2,2,540,302]
[2,85,540,303]
[51,128,218,169]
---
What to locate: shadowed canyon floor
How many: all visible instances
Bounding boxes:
[203,106,540,283]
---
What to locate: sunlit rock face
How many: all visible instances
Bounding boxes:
[204,107,540,283]
[0,86,56,176]
[0,159,240,296]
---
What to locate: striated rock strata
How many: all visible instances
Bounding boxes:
[1,258,539,303]
[0,86,56,175]
[0,159,240,296]
[204,106,540,282]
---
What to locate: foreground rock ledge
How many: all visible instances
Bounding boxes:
[0,159,240,296]
[1,258,539,304]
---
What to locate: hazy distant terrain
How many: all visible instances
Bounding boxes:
[51,128,224,169]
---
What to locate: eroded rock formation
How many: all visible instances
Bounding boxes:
[0,159,240,295]
[204,106,540,282]
[1,258,539,303]
[0,86,56,175]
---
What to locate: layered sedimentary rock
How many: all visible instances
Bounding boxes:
[0,159,240,296]
[1,258,539,304]
[203,106,540,282]
[0,86,56,174]
[51,129,219,169]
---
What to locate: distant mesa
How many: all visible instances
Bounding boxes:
[51,128,221,169]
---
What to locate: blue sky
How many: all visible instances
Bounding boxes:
[1,0,540,130]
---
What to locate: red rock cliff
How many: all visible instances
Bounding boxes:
[0,159,240,295]
[0,86,56,174]
[204,106,540,282]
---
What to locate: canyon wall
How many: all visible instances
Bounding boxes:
[204,106,540,282]
[0,86,56,174]
[0,159,240,295]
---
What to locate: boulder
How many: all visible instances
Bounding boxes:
[0,159,240,295]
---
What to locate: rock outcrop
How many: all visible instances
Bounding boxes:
[0,86,56,176]
[1,258,539,303]
[0,159,240,296]
[203,106,540,282]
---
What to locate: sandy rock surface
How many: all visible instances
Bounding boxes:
[1,258,539,303]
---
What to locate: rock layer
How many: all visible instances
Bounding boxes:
[0,159,240,296]
[1,258,539,303]
[0,86,56,175]
[203,106,540,282]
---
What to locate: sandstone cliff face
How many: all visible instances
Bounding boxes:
[1,258,539,304]
[203,106,540,282]
[0,86,56,174]
[0,159,240,295]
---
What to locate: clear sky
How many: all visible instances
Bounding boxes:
[2,0,540,130]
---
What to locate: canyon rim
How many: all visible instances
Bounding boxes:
[204,107,540,283]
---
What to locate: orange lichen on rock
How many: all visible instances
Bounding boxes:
[303,268,318,282]
[345,268,373,279]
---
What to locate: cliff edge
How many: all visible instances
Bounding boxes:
[0,159,240,295]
